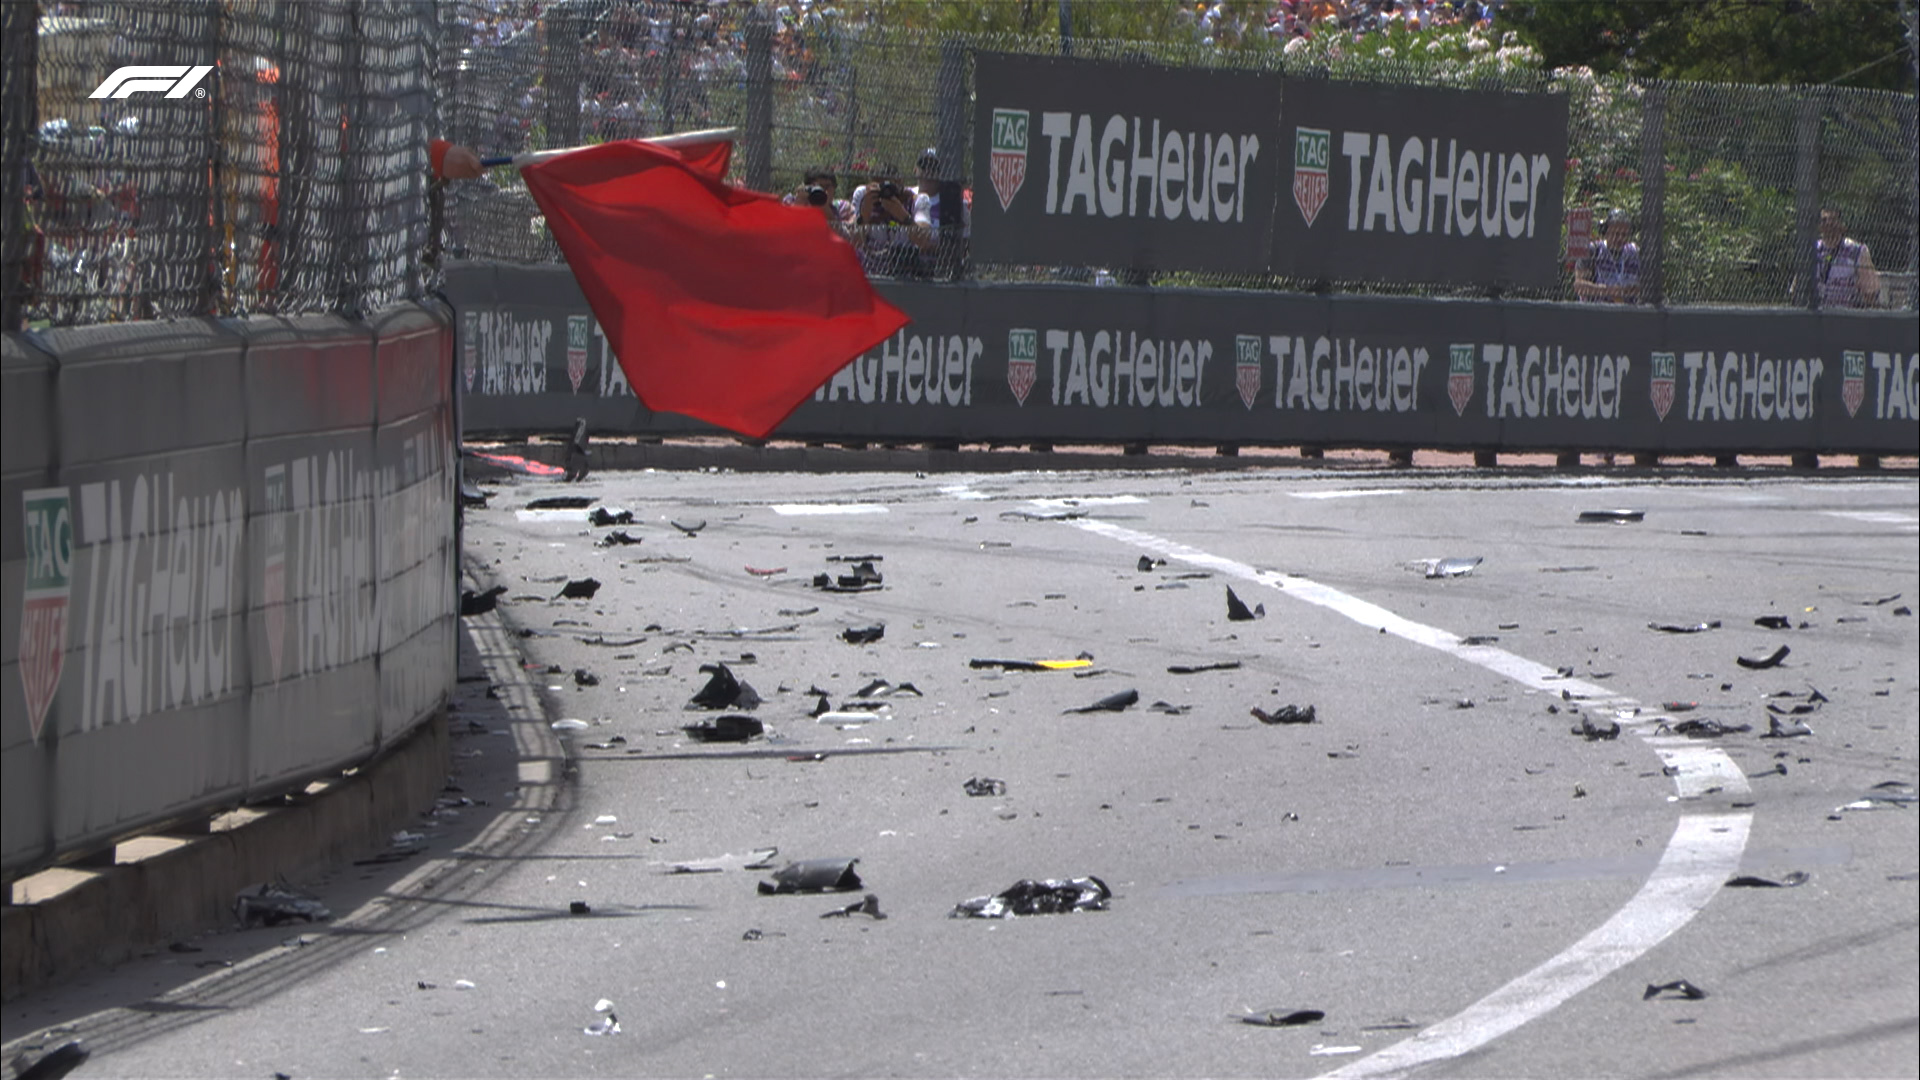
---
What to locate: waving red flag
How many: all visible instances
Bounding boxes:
[521,140,907,438]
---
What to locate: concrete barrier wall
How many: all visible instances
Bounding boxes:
[448,261,1919,454]
[0,304,457,882]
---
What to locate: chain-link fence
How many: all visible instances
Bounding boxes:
[437,2,1915,309]
[6,1,1914,329]
[4,0,439,328]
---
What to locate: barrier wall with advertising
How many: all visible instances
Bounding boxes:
[449,262,1917,454]
[968,53,1572,289]
[0,305,457,882]
[970,52,1285,275]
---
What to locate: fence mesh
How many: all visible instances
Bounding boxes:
[9,0,436,327]
[6,1,1915,328]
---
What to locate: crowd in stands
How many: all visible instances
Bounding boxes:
[455,0,1505,152]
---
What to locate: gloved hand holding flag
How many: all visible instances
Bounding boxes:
[434,132,908,439]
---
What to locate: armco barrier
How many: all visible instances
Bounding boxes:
[447,261,1918,455]
[1,304,457,884]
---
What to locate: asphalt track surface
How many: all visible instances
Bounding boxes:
[5,462,1917,1079]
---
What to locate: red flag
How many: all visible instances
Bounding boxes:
[521,140,908,438]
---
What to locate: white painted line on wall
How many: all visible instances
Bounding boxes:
[1063,517,1751,1079]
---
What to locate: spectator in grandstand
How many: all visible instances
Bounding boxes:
[1573,209,1640,304]
[1812,207,1881,309]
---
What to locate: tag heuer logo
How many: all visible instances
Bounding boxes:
[1235,335,1262,410]
[990,108,1029,213]
[1293,127,1331,228]
[1842,350,1865,418]
[567,315,590,394]
[1649,351,1676,422]
[19,488,73,743]
[1007,328,1037,406]
[1447,344,1475,416]
[263,466,288,681]
[462,311,479,390]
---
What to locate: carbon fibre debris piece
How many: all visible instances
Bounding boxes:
[11,1041,90,1080]
[1669,718,1751,738]
[1573,716,1621,741]
[1251,704,1317,725]
[950,875,1111,918]
[1761,715,1814,738]
[1241,1009,1326,1027]
[460,586,507,616]
[1737,645,1791,670]
[681,714,764,743]
[1225,587,1265,621]
[1167,661,1242,674]
[688,662,761,710]
[759,857,863,894]
[1066,689,1139,714]
[820,893,886,919]
[234,879,331,928]
[1643,980,1708,1001]
[1725,871,1808,888]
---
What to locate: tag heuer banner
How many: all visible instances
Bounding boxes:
[971,54,1569,289]
[971,52,1283,275]
[1273,78,1569,289]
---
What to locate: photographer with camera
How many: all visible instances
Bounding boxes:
[783,167,853,241]
[849,168,923,277]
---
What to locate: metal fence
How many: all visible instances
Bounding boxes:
[437,3,1917,309]
[6,1,1916,329]
[4,0,439,329]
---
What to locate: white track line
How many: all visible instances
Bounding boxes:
[1065,516,1752,1078]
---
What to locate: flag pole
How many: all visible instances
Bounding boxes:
[478,127,739,169]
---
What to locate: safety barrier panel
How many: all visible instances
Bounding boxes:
[449,262,1917,455]
[0,304,456,883]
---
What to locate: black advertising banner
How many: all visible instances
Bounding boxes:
[1274,79,1569,289]
[445,263,1916,454]
[971,52,1283,274]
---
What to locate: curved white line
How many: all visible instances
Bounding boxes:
[1064,517,1753,1077]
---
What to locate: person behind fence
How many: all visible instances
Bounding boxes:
[1813,207,1880,309]
[850,169,923,277]
[1573,209,1640,304]
[909,149,971,280]
[782,167,853,240]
